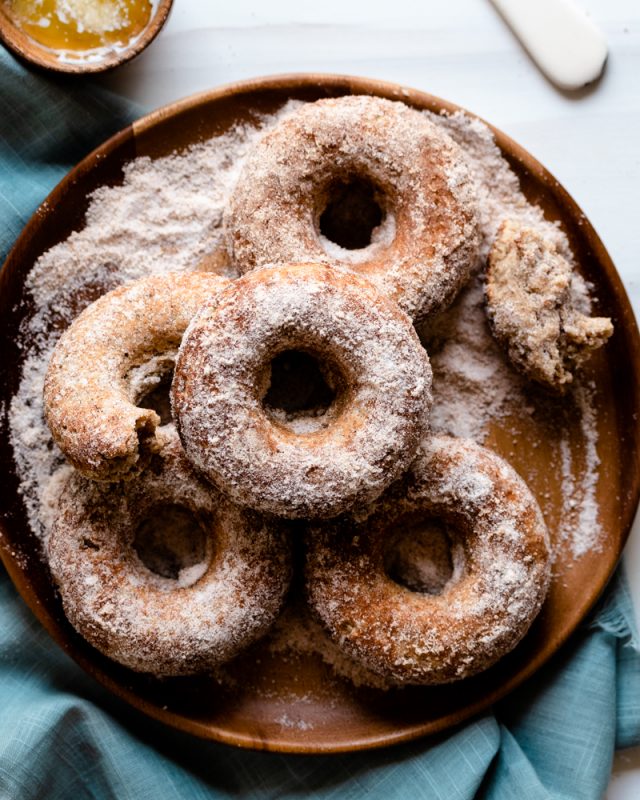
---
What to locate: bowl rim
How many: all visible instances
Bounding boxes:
[0,0,173,74]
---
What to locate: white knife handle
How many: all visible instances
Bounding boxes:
[491,0,608,90]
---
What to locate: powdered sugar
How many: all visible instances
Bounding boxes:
[418,276,528,441]
[6,96,608,686]
[484,220,613,390]
[559,382,603,559]
[305,436,551,684]
[428,110,568,260]
[266,599,395,690]
[172,263,432,519]
[44,272,229,482]
[226,96,481,322]
[417,273,604,561]
[47,431,292,675]
[416,111,604,562]
[9,107,294,541]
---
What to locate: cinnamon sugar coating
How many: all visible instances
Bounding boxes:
[485,220,613,391]
[172,262,432,519]
[225,95,480,322]
[305,435,551,685]
[44,272,229,481]
[47,430,292,677]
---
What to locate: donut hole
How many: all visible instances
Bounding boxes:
[131,355,176,425]
[133,504,210,585]
[138,372,173,425]
[384,517,458,595]
[318,177,386,250]
[262,349,346,433]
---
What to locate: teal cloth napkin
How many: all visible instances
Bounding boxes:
[1,47,640,800]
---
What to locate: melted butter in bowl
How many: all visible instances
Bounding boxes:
[6,0,154,55]
[0,0,172,72]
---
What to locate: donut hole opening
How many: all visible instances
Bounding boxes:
[318,177,385,250]
[133,504,210,586]
[262,349,346,433]
[130,355,176,425]
[138,371,173,425]
[384,517,458,595]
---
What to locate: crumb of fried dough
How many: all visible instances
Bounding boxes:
[485,220,613,391]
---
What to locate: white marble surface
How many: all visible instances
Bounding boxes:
[101,1,640,794]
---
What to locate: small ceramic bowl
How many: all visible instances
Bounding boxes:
[0,0,173,74]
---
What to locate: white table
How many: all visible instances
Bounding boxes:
[101,1,640,794]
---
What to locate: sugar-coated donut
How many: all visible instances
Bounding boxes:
[305,435,551,684]
[226,95,480,322]
[47,431,292,677]
[172,262,432,520]
[485,219,613,391]
[44,272,229,481]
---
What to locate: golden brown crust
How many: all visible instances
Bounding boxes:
[43,272,229,481]
[226,96,480,322]
[485,220,613,391]
[305,435,551,684]
[47,430,292,677]
[172,262,432,519]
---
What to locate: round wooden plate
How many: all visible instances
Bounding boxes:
[1,74,639,754]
